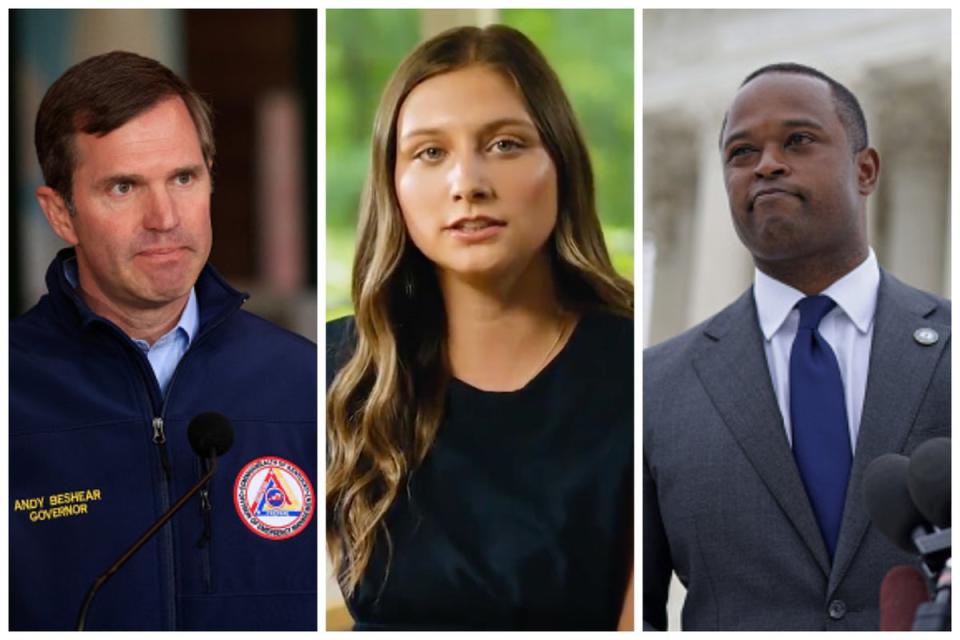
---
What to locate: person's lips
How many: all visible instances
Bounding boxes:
[137,246,187,259]
[444,216,506,242]
[444,215,506,232]
[750,187,801,209]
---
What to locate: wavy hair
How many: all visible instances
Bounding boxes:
[327,24,633,597]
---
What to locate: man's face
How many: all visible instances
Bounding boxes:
[720,73,877,268]
[47,96,212,313]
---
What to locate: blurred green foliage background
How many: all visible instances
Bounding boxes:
[326,9,634,319]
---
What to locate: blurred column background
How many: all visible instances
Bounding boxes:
[643,9,950,630]
[643,9,950,350]
[10,9,318,341]
[326,8,634,321]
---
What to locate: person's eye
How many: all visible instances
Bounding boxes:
[786,132,814,147]
[490,138,524,154]
[414,146,445,162]
[110,182,134,196]
[726,145,755,162]
[175,171,195,186]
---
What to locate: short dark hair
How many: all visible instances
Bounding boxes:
[720,62,868,152]
[34,50,215,209]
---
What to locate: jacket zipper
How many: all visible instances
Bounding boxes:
[198,487,212,547]
[155,306,241,600]
[127,353,176,631]
[152,417,172,475]
[197,484,213,593]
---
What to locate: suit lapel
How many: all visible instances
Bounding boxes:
[828,272,950,594]
[692,289,832,577]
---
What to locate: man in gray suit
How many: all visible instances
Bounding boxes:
[643,63,950,630]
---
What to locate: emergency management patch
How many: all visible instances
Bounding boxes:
[233,456,314,540]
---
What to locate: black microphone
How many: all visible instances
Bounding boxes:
[865,447,952,631]
[907,437,951,529]
[75,413,234,631]
[863,453,949,560]
[187,411,234,459]
[907,439,952,631]
[864,453,930,551]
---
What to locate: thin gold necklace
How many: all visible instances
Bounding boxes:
[530,312,570,379]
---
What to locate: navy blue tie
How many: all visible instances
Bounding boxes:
[790,295,852,559]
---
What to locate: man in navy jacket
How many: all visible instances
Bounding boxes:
[10,51,317,630]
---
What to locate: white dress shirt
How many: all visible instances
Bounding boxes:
[754,249,880,451]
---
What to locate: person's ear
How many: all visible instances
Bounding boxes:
[856,147,880,196]
[36,186,79,246]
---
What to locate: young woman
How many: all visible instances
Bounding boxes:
[327,24,633,630]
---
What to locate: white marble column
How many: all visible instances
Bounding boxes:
[643,112,699,346]
[866,61,950,296]
[686,109,753,329]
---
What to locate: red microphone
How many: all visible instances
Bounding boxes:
[879,564,929,631]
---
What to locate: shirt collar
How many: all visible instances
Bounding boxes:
[63,255,200,347]
[754,247,879,340]
[178,288,200,346]
[63,255,80,288]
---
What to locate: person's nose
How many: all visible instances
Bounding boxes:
[142,186,180,232]
[754,144,790,179]
[449,152,493,203]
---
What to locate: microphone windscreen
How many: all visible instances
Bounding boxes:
[907,437,951,528]
[879,564,929,631]
[863,453,926,551]
[187,412,235,458]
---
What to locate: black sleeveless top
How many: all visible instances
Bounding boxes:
[326,312,633,630]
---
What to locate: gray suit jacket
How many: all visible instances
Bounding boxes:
[643,271,950,630]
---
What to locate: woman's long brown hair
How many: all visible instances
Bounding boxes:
[327,24,633,597]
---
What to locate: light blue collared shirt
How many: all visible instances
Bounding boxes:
[754,248,880,451]
[132,291,198,395]
[64,258,199,395]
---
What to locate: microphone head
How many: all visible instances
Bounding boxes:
[864,453,927,551]
[907,437,951,528]
[187,412,234,458]
[879,564,929,631]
